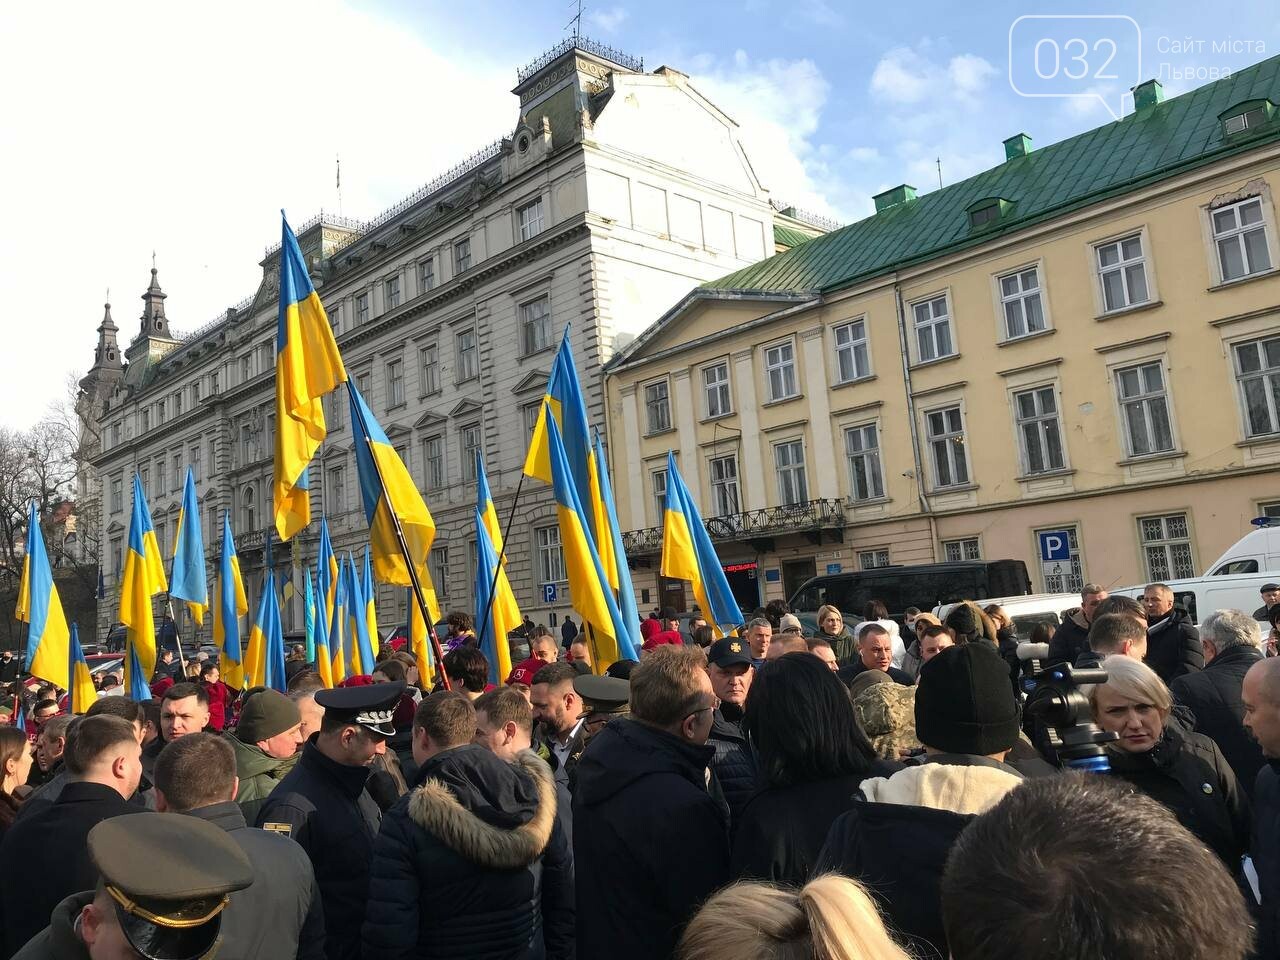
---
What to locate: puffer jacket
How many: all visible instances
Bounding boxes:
[229,733,298,826]
[707,706,757,833]
[363,746,573,960]
[1146,606,1204,684]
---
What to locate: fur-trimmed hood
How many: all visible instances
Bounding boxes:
[407,746,556,871]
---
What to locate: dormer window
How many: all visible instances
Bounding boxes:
[970,203,1000,227]
[966,197,1014,231]
[1220,99,1276,139]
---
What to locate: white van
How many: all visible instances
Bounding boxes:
[1206,526,1280,575]
[1111,572,1275,626]
[933,593,1080,642]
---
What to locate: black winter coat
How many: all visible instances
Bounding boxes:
[1146,607,1204,684]
[1046,608,1090,667]
[837,661,914,687]
[707,706,756,832]
[186,801,325,960]
[1253,762,1280,958]
[1170,644,1266,797]
[256,738,382,960]
[731,774,862,886]
[363,746,573,960]
[0,782,148,957]
[572,718,729,960]
[1106,722,1250,870]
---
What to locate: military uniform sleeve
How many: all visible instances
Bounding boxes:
[255,795,315,852]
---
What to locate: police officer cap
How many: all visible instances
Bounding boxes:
[573,674,630,715]
[707,636,753,669]
[88,813,253,960]
[315,680,406,737]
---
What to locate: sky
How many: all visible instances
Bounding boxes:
[2,0,1278,429]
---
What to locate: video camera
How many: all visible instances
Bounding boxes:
[1021,663,1118,773]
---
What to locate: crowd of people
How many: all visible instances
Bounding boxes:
[0,582,1279,959]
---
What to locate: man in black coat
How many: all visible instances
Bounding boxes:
[705,637,758,832]
[1170,608,1265,797]
[1046,584,1108,666]
[1254,583,1280,621]
[363,692,573,960]
[816,643,1025,960]
[573,646,728,960]
[1142,583,1203,683]
[1244,657,1280,957]
[155,733,325,960]
[0,650,18,684]
[256,682,404,960]
[0,715,147,957]
[837,623,913,687]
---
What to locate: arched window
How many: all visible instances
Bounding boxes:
[242,484,256,533]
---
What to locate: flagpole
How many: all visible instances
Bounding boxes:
[475,471,525,661]
[344,380,450,690]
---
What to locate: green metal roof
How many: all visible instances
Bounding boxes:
[772,223,818,250]
[708,56,1280,295]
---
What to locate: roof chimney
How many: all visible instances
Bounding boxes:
[1003,133,1032,161]
[872,184,918,214]
[1132,79,1164,113]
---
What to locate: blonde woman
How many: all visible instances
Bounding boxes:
[1089,654,1249,869]
[679,874,911,960]
[816,605,857,666]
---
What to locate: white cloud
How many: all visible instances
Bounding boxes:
[586,6,628,34]
[948,53,998,96]
[848,146,882,163]
[0,0,516,428]
[870,44,998,105]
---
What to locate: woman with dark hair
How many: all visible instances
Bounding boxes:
[691,625,715,649]
[0,726,32,837]
[731,653,881,886]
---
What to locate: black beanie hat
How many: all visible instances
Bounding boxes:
[914,643,1019,756]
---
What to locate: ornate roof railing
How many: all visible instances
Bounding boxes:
[622,498,846,555]
[516,36,643,83]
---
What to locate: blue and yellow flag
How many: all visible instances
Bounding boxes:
[592,430,640,660]
[474,507,519,686]
[361,547,380,664]
[342,552,376,677]
[661,452,744,638]
[475,452,505,565]
[17,502,70,689]
[408,587,435,689]
[274,214,348,541]
[213,512,248,689]
[171,468,208,626]
[523,326,594,509]
[120,476,168,696]
[68,623,96,715]
[544,407,634,669]
[303,565,317,665]
[328,559,349,685]
[315,519,338,687]
[246,569,286,692]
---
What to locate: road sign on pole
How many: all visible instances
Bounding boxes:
[542,582,558,604]
[1038,530,1072,562]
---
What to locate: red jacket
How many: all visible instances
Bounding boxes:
[201,680,231,732]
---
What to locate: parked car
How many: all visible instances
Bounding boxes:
[1112,571,1278,627]
[1206,524,1280,575]
[933,593,1080,641]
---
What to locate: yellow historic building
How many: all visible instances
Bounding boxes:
[605,67,1280,612]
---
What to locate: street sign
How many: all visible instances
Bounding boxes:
[541,582,558,604]
[826,563,842,574]
[1038,530,1072,563]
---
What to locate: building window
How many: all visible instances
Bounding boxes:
[385,276,401,310]
[327,466,346,512]
[157,399,165,422]
[535,525,565,587]
[998,267,1046,339]
[171,454,182,491]
[110,476,123,514]
[355,293,370,325]
[431,546,449,601]
[191,444,201,482]
[207,438,216,471]
[702,362,731,418]
[386,358,405,407]
[239,356,250,383]
[140,409,150,432]
[1212,197,1272,282]
[859,548,891,569]
[644,379,671,434]
[419,258,435,292]
[833,319,871,383]
[1139,513,1195,580]
[844,423,885,501]
[423,436,444,490]
[111,423,121,447]
[456,329,477,382]
[192,379,201,403]
[173,392,182,416]
[1014,386,1066,474]
[943,537,982,562]
[518,198,544,242]
[912,295,954,363]
[1096,234,1149,312]
[240,423,253,465]
[520,296,551,355]
[1224,103,1271,136]
[651,469,668,523]
[764,341,798,402]
[709,455,739,517]
[1234,335,1280,437]
[1037,525,1084,593]
[926,406,969,488]
[461,424,481,480]
[156,459,167,496]
[394,443,409,475]
[326,389,345,430]
[110,538,121,577]
[454,237,471,274]
[241,484,256,533]
[774,440,808,505]
[1260,500,1280,519]
[419,344,439,396]
[1116,361,1174,457]
[139,465,150,493]
[522,402,542,440]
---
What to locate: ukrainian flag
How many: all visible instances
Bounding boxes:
[660,452,744,638]
[544,407,634,669]
[213,513,248,690]
[16,501,70,689]
[246,569,286,692]
[361,547,380,669]
[474,506,519,686]
[475,452,505,565]
[523,326,593,509]
[274,213,348,541]
[120,476,167,697]
[592,430,640,659]
[315,519,338,687]
[303,565,318,664]
[170,468,208,626]
[408,587,436,689]
[341,554,375,677]
[68,624,96,715]
[348,381,442,610]
[328,560,349,685]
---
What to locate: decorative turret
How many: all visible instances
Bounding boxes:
[139,263,172,339]
[123,260,180,389]
[80,300,125,407]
